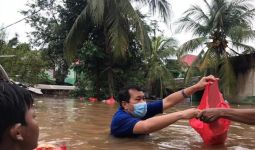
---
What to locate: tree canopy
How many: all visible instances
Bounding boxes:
[176,0,255,96]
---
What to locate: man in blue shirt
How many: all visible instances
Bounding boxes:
[111,75,218,137]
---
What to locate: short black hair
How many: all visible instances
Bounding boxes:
[118,85,142,108]
[0,81,34,142]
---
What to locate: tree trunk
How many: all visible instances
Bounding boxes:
[107,67,114,96]
[95,66,100,98]
[104,25,114,97]
[55,60,68,85]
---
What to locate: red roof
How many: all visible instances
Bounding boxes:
[180,54,197,66]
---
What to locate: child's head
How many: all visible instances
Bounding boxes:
[0,81,39,150]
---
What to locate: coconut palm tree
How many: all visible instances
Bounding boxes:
[176,0,255,96]
[64,0,171,96]
[146,36,178,97]
[65,0,171,59]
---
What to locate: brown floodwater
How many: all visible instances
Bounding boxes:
[35,97,255,150]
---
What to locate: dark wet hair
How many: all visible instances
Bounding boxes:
[0,81,34,142]
[118,85,142,108]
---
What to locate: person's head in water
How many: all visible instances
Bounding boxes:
[118,86,147,118]
[0,81,39,150]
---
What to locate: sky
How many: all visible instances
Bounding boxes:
[0,0,204,44]
[0,0,254,49]
[0,0,32,42]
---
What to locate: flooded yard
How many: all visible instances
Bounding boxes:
[35,97,255,150]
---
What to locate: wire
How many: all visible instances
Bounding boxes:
[0,9,41,31]
[0,1,70,32]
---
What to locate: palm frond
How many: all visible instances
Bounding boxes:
[239,8,255,21]
[160,37,178,50]
[64,7,90,63]
[228,26,255,43]
[177,0,255,97]
[218,51,236,96]
[87,0,105,25]
[212,4,226,29]
[227,46,240,55]
[231,41,255,54]
[178,37,206,56]
[156,37,178,60]
[131,0,171,23]
[119,0,152,53]
[146,36,178,96]
[124,1,154,58]
[185,5,209,23]
[223,2,255,33]
[176,15,209,36]
[199,48,219,72]
[147,60,174,96]
[108,19,129,59]
[203,0,212,14]
[147,0,171,23]
[182,47,205,85]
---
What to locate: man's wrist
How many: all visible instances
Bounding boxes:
[177,111,183,120]
[191,84,200,92]
[219,108,230,118]
[181,89,190,98]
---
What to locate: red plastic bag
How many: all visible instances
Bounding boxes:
[88,97,97,102]
[105,96,115,105]
[189,81,231,145]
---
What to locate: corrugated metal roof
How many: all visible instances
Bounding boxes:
[180,54,197,66]
[35,84,75,90]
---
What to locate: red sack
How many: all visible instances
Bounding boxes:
[105,96,115,105]
[189,81,231,145]
[88,97,97,102]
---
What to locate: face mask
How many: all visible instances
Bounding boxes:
[131,102,147,118]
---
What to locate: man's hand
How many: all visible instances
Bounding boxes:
[193,75,219,91]
[181,108,201,119]
[197,108,223,123]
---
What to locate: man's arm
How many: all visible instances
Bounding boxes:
[199,108,255,125]
[162,85,198,110]
[133,108,199,134]
[163,75,218,111]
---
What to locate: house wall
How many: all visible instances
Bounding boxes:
[235,55,255,99]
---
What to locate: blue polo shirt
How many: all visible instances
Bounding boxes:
[110,100,163,137]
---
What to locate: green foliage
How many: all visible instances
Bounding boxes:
[176,0,255,97]
[37,72,55,84]
[72,41,107,98]
[64,0,171,61]
[21,0,181,99]
[72,40,146,98]
[145,36,179,97]
[70,72,94,98]
[64,0,171,96]
[21,0,88,84]
[0,39,49,84]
